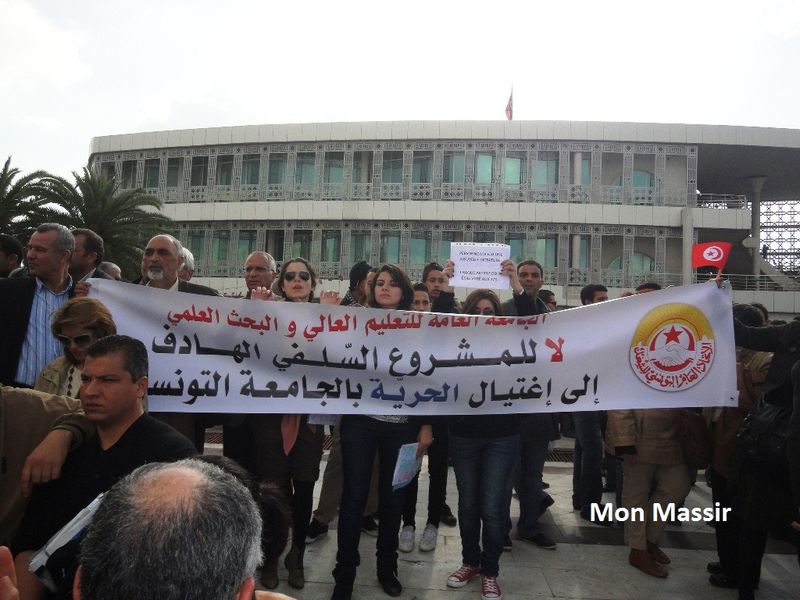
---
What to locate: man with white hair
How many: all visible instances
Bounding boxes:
[140,235,216,296]
[139,234,219,450]
[178,247,195,282]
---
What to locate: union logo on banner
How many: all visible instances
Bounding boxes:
[629,304,716,391]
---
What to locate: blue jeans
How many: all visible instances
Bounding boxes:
[333,415,417,585]
[572,411,603,511]
[450,433,519,577]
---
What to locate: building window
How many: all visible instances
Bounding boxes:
[186,230,204,259]
[503,153,524,185]
[506,233,525,263]
[438,231,462,261]
[533,152,558,186]
[410,231,431,264]
[268,154,287,184]
[321,230,341,262]
[191,157,208,187]
[534,237,557,268]
[121,161,136,188]
[475,152,495,184]
[295,153,316,185]
[382,151,403,184]
[352,152,373,183]
[166,158,181,187]
[609,252,654,272]
[412,152,432,184]
[380,231,400,263]
[237,230,257,264]
[443,152,465,183]
[612,171,655,187]
[350,231,371,263]
[211,230,230,264]
[292,230,313,259]
[100,162,115,181]
[324,152,344,184]
[241,154,260,185]
[216,155,234,186]
[571,154,591,186]
[473,232,495,243]
[144,159,160,188]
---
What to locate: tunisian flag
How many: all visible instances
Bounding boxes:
[691,242,733,270]
[505,90,513,120]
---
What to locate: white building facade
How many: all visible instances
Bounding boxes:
[89,120,800,312]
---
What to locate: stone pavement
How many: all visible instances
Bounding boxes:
[250,447,799,600]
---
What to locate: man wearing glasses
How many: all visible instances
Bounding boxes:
[0,224,75,388]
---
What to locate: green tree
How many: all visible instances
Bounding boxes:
[0,156,48,239]
[36,168,175,279]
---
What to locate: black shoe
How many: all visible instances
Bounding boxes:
[542,481,550,489]
[580,507,614,527]
[362,514,378,536]
[440,503,457,527]
[377,571,402,597]
[306,518,329,543]
[502,534,513,551]
[520,532,556,549]
[330,582,353,600]
[709,573,738,589]
[706,561,723,574]
[539,493,555,517]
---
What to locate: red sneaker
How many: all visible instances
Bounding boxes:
[481,575,502,600]
[446,564,480,588]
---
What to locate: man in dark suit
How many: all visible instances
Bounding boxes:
[0,223,74,387]
[139,234,219,449]
[69,229,113,282]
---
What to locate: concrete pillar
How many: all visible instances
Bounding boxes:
[571,234,582,269]
[681,207,694,285]
[748,176,767,276]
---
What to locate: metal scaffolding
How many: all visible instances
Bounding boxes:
[761,199,800,272]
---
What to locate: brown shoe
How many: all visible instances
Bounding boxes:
[629,548,668,578]
[647,541,671,565]
[260,560,279,589]
[284,545,305,589]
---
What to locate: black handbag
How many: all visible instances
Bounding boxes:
[735,393,791,478]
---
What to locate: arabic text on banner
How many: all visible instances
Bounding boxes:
[88,280,738,415]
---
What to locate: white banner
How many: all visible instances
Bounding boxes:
[89,280,738,415]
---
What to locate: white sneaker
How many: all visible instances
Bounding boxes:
[418,523,438,551]
[398,525,415,552]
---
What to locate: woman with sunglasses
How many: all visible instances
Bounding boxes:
[34,297,117,397]
[332,263,433,600]
[254,257,337,590]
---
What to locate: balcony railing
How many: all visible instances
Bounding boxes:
[351,183,372,199]
[380,183,402,200]
[696,194,748,209]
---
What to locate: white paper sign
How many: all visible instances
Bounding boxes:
[450,242,511,289]
[89,280,738,416]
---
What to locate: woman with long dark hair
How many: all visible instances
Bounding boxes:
[332,264,433,600]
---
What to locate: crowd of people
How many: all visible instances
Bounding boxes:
[0,223,798,600]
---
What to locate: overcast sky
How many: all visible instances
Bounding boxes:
[2,0,800,179]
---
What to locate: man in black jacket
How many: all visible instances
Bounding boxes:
[69,229,113,282]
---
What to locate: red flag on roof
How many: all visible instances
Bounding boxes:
[505,89,513,121]
[691,242,733,270]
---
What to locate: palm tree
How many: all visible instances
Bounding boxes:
[0,156,48,239]
[36,168,176,279]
